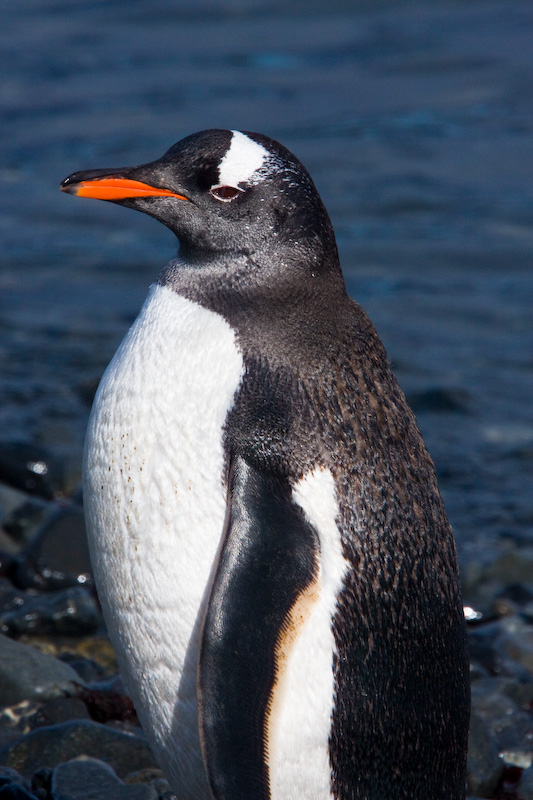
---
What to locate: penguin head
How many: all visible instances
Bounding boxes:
[60,129,337,261]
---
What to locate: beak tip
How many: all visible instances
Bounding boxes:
[59,175,78,194]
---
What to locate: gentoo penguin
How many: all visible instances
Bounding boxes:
[60,129,470,800]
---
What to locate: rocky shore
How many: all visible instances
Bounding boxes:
[0,444,532,800]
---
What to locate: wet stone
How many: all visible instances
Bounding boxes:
[0,767,29,790]
[497,675,533,709]
[26,506,92,591]
[0,443,65,501]
[66,637,117,676]
[1,500,50,550]
[486,548,533,587]
[468,622,503,675]
[0,578,26,613]
[78,675,137,726]
[467,711,505,797]
[27,697,91,730]
[0,586,99,638]
[0,635,82,707]
[30,767,53,799]
[471,677,533,768]
[0,719,157,781]
[498,583,533,607]
[500,627,533,674]
[0,485,43,533]
[51,758,159,800]
[58,653,106,684]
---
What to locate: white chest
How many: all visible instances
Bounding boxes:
[83,283,244,799]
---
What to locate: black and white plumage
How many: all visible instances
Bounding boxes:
[61,129,470,800]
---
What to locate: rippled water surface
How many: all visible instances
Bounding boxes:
[1,0,532,566]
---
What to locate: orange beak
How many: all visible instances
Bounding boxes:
[60,176,188,202]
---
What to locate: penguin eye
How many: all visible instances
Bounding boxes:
[210,185,243,202]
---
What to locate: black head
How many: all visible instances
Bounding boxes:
[60,129,338,263]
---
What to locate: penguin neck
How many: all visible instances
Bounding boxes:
[158,239,347,322]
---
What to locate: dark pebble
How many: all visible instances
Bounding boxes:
[468,620,505,674]
[466,711,505,797]
[51,758,158,800]
[0,586,99,638]
[471,677,533,769]
[498,583,533,606]
[485,548,533,586]
[26,507,92,591]
[2,501,50,548]
[500,626,533,674]
[58,654,106,684]
[78,675,137,725]
[0,635,82,707]
[31,768,53,799]
[27,697,91,729]
[0,444,64,501]
[0,769,29,790]
[0,719,157,780]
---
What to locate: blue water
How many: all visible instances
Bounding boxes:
[1,0,532,566]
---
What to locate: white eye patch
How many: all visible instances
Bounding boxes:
[217,131,270,188]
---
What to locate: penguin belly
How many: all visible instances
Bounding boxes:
[83,282,244,799]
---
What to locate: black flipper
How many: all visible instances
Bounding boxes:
[198,455,319,800]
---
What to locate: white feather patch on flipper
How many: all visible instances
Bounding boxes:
[217,130,270,188]
[267,466,349,800]
[83,282,244,800]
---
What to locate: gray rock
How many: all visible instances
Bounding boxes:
[0,586,99,637]
[2,499,50,550]
[27,697,91,729]
[499,676,533,711]
[0,635,82,707]
[0,719,157,780]
[488,707,533,765]
[471,676,533,763]
[500,626,533,673]
[0,484,36,527]
[486,548,533,587]
[468,621,503,674]
[466,711,504,797]
[0,766,29,789]
[27,506,92,588]
[51,758,158,800]
[471,676,523,717]
[0,443,64,501]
